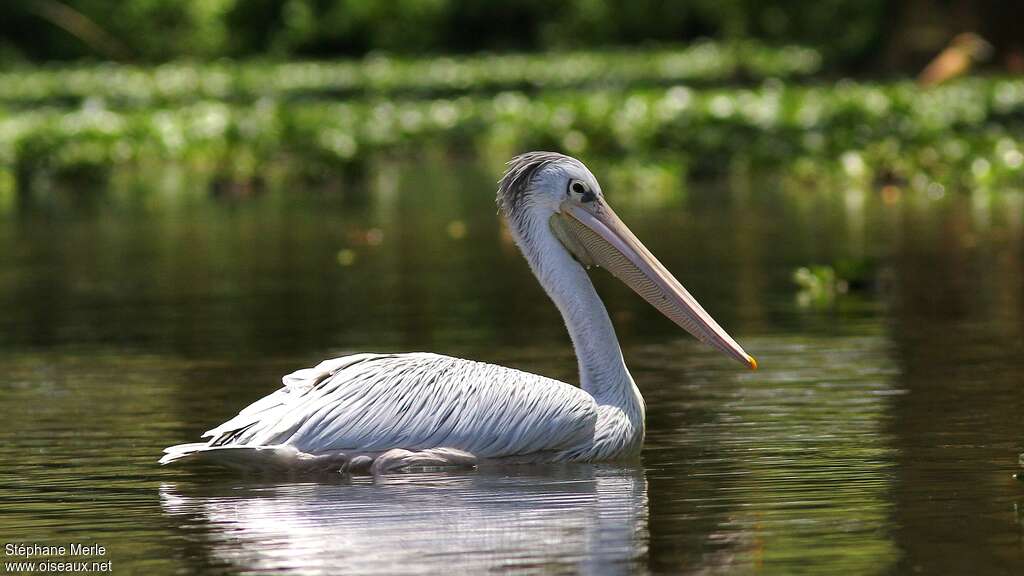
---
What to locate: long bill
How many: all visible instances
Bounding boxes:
[551,201,757,370]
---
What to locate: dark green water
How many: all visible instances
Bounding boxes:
[0,158,1022,575]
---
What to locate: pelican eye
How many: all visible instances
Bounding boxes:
[569,180,596,203]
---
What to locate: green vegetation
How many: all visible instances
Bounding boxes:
[793,260,880,307]
[794,265,847,301]
[4,62,1023,192]
[0,42,820,106]
[2,0,883,66]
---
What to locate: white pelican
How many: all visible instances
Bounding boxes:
[161,152,756,473]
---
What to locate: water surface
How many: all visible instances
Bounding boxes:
[1,159,1021,574]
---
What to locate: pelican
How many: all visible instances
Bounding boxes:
[161,152,756,474]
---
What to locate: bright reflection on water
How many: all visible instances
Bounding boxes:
[160,467,647,574]
[0,157,1022,574]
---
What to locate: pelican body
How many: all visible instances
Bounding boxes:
[161,152,756,473]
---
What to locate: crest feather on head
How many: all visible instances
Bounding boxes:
[496,151,579,218]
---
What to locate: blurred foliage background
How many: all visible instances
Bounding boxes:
[1,0,1022,201]
[1,0,885,64]
[2,0,1017,71]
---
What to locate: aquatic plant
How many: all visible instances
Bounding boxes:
[0,42,820,107]
[3,76,1022,191]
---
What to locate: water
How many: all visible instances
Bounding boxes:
[1,158,1022,574]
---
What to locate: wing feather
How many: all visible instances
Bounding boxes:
[203,353,597,458]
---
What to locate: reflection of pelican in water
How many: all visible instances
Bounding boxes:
[161,152,755,473]
[160,466,648,574]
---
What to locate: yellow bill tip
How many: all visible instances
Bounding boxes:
[748,356,758,371]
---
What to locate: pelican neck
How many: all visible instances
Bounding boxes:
[514,217,643,412]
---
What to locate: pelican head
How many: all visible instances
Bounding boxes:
[498,152,756,370]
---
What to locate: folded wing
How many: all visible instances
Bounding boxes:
[183,353,598,460]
